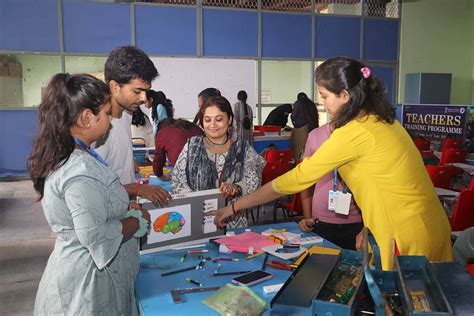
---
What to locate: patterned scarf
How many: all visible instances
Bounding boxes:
[185,136,246,191]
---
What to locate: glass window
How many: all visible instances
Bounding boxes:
[260,60,312,126]
[0,54,61,107]
[65,56,107,81]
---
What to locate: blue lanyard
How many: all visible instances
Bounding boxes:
[73,137,108,166]
[332,170,338,191]
[333,169,348,193]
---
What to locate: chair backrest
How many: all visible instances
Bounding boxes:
[288,193,304,215]
[414,137,431,151]
[469,177,474,190]
[450,189,474,232]
[425,165,455,189]
[441,137,463,153]
[261,161,286,185]
[439,148,468,165]
[264,148,293,171]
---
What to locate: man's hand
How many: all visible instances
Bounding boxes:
[298,218,315,232]
[139,184,171,207]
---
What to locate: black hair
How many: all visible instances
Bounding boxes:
[29,73,111,199]
[132,107,147,127]
[237,90,248,103]
[297,92,307,101]
[147,89,174,122]
[198,88,221,102]
[315,56,395,129]
[104,46,158,84]
[197,96,234,128]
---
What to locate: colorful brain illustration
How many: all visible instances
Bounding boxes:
[153,211,185,234]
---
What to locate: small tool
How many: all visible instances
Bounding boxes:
[170,287,220,304]
[180,253,187,263]
[185,277,203,287]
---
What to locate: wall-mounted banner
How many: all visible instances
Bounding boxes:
[402,104,468,140]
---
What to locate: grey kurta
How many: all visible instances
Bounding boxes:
[34,150,139,315]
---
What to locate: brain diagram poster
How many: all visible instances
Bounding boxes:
[147,204,191,244]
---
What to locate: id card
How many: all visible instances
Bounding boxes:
[335,191,352,215]
[328,190,338,211]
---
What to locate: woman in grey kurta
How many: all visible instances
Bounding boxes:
[34,150,139,315]
[29,73,150,315]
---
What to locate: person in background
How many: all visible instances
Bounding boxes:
[263,103,293,128]
[291,92,319,160]
[298,123,363,250]
[173,96,265,228]
[192,87,221,124]
[93,46,171,206]
[131,107,155,147]
[29,73,150,315]
[146,89,174,134]
[213,57,453,270]
[232,90,254,145]
[153,118,203,179]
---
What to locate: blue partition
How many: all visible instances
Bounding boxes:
[0,0,59,52]
[62,0,131,53]
[262,13,312,58]
[136,5,197,56]
[0,109,38,178]
[203,9,258,57]
[315,16,361,59]
[363,19,399,61]
[371,66,395,103]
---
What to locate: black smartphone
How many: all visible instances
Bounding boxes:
[231,270,273,286]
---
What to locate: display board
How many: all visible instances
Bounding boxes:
[139,189,226,254]
[150,57,256,119]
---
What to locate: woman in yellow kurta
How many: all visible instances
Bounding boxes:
[213,57,452,270]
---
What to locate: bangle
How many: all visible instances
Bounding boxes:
[135,182,139,196]
[231,202,237,216]
[126,210,149,238]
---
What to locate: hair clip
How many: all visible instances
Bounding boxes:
[361,67,371,79]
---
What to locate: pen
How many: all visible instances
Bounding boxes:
[188,249,209,254]
[212,270,252,276]
[185,277,203,287]
[246,252,264,260]
[214,263,221,274]
[261,253,269,271]
[214,257,239,262]
[180,253,187,263]
[161,265,197,276]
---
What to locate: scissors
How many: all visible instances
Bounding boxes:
[265,260,293,271]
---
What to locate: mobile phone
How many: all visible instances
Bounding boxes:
[231,270,273,286]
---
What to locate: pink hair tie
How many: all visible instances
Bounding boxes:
[361,67,371,79]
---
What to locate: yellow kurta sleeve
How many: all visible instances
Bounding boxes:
[272,120,365,195]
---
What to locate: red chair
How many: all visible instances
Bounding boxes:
[263,148,293,173]
[450,189,474,232]
[426,165,455,189]
[274,193,304,222]
[441,137,463,153]
[414,137,431,151]
[261,161,286,185]
[439,148,468,165]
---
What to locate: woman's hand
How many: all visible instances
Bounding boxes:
[355,229,364,251]
[140,209,151,225]
[298,218,315,232]
[209,205,234,229]
[219,182,240,199]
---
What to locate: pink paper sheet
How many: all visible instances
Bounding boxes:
[215,232,277,253]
